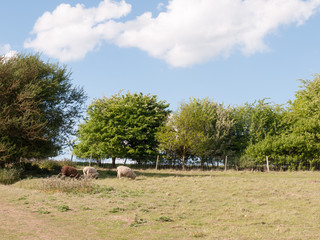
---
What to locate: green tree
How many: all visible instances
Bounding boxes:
[74,91,170,166]
[0,53,87,166]
[244,75,320,169]
[157,98,234,169]
[231,99,285,155]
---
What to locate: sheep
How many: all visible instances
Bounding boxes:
[83,166,99,179]
[117,166,136,180]
[60,166,81,179]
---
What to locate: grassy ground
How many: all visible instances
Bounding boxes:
[0,169,320,240]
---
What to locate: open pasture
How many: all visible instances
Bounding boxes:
[0,169,320,240]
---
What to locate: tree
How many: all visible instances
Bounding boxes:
[242,75,320,169]
[74,91,170,166]
[157,98,234,169]
[156,115,180,167]
[0,53,87,166]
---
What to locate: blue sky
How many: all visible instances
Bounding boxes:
[1,0,320,112]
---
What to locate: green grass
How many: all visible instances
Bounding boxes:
[0,169,320,239]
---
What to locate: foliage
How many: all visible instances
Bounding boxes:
[231,99,285,154]
[74,91,170,164]
[243,75,320,168]
[56,204,70,212]
[0,168,21,184]
[0,53,87,165]
[157,98,234,169]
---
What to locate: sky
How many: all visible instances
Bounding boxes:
[1,0,320,113]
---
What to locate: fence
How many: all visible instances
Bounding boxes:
[73,155,320,171]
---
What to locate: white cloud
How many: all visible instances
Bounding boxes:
[24,0,131,62]
[0,44,12,55]
[0,44,18,61]
[25,0,320,67]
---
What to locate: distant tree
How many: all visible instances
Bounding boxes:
[244,75,320,169]
[156,115,180,167]
[157,98,234,169]
[74,91,170,166]
[0,53,87,166]
[231,99,285,154]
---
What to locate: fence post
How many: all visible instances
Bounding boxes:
[224,156,228,171]
[89,153,92,167]
[155,155,159,170]
[266,156,269,172]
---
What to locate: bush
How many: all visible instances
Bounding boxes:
[238,155,259,170]
[0,168,21,184]
[309,159,320,171]
[35,159,76,171]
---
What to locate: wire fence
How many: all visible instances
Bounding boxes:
[73,155,320,172]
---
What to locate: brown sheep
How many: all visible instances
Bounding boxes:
[60,166,81,179]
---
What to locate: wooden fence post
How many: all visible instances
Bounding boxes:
[224,156,228,171]
[89,153,92,167]
[155,155,159,170]
[266,156,269,172]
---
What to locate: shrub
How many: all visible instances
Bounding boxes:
[35,159,76,171]
[0,168,21,184]
[309,159,320,171]
[57,204,70,212]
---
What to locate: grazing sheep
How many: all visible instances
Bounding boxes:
[60,166,81,179]
[117,166,136,180]
[83,166,99,179]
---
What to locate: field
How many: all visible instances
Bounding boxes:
[0,169,320,240]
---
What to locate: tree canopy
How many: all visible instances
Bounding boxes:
[74,91,170,166]
[2,52,319,171]
[242,75,320,169]
[157,98,234,169]
[0,53,87,165]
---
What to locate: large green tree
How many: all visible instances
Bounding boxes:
[0,53,87,165]
[157,98,234,169]
[74,91,170,166]
[244,75,320,169]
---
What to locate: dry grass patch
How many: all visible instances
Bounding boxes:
[0,170,319,240]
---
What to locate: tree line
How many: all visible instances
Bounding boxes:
[1,54,320,170]
[74,78,320,170]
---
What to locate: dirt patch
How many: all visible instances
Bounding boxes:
[0,201,71,240]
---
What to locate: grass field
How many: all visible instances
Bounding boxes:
[0,169,319,240]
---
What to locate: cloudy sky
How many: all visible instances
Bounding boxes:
[1,0,320,110]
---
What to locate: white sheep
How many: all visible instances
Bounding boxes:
[83,166,99,179]
[117,166,136,180]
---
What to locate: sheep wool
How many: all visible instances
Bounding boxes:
[117,166,136,180]
[83,166,99,179]
[61,166,81,179]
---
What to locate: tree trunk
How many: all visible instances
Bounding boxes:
[200,157,204,169]
[168,158,172,168]
[182,145,186,171]
[112,157,116,168]
[97,159,102,167]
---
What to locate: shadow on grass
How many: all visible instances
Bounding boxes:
[19,168,214,181]
[133,170,212,178]
[96,168,213,179]
[97,169,117,179]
